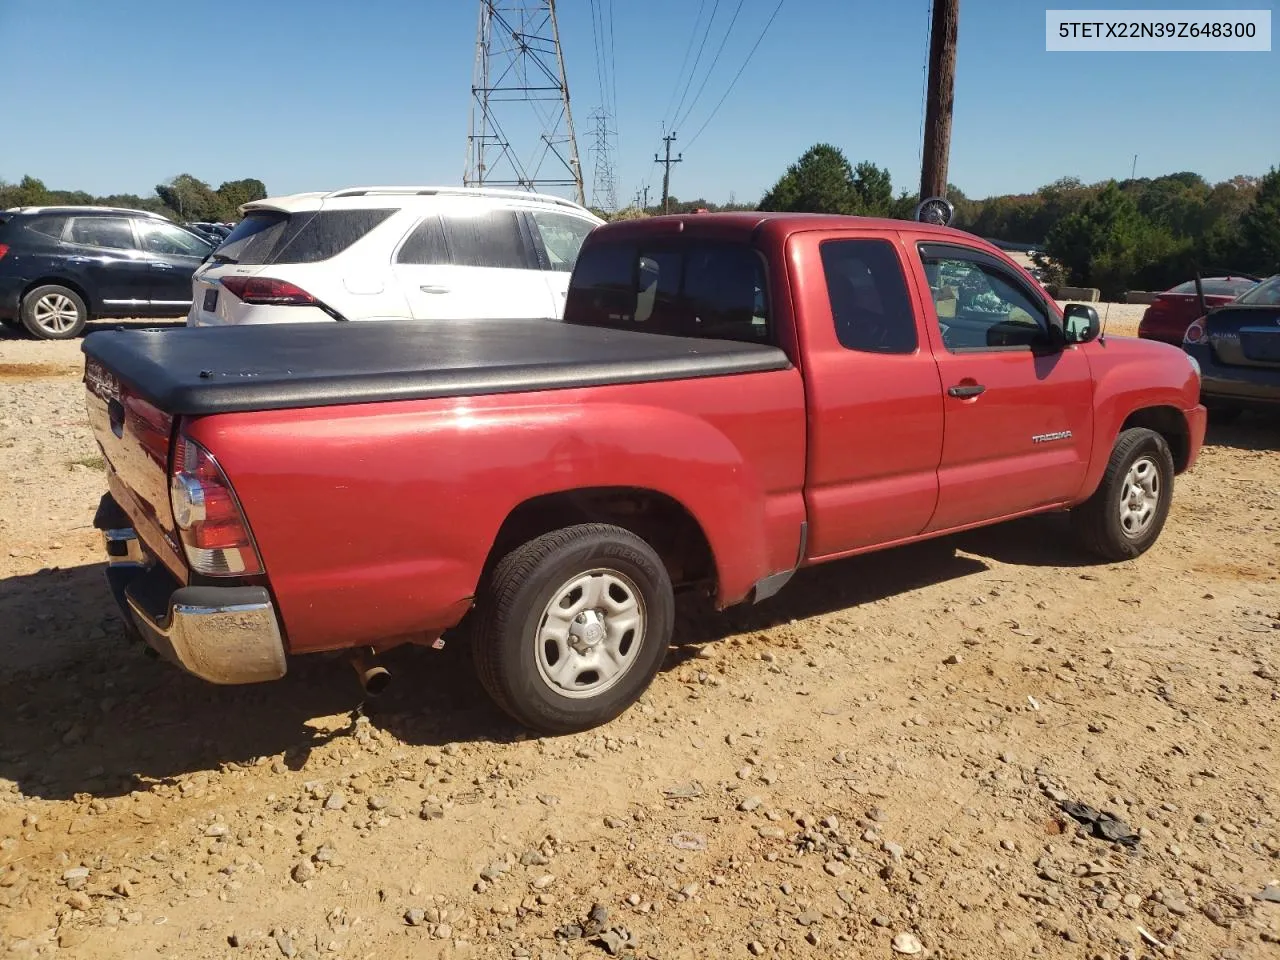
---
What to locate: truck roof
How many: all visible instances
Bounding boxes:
[594,211,991,247]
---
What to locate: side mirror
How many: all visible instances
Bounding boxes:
[1062,303,1100,344]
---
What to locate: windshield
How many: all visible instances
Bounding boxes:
[1236,275,1280,306]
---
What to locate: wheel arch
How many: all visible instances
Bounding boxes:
[1120,405,1191,473]
[483,486,716,596]
[22,276,95,318]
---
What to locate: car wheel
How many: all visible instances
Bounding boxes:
[1070,427,1175,562]
[21,285,88,339]
[473,523,674,734]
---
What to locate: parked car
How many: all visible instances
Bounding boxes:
[182,222,229,246]
[1182,273,1280,416]
[187,186,605,327]
[0,206,213,339]
[1137,275,1259,345]
[84,211,1205,733]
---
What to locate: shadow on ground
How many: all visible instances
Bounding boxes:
[0,319,183,342]
[1204,410,1280,452]
[0,522,1106,802]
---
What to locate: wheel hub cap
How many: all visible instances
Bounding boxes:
[33,294,79,334]
[535,570,647,699]
[1118,456,1160,537]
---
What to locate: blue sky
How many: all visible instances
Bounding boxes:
[2,0,1277,205]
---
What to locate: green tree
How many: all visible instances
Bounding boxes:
[852,161,893,215]
[215,178,267,220]
[155,174,222,221]
[1237,166,1280,275]
[759,143,859,215]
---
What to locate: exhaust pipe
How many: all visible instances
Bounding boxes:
[349,647,392,697]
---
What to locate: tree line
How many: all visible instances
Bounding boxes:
[0,174,267,224]
[609,143,1280,297]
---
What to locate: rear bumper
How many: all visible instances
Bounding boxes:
[1186,343,1280,407]
[95,494,287,684]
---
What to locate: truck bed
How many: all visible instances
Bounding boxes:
[80,318,792,415]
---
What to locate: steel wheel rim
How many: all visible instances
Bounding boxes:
[1118,455,1160,537]
[32,293,79,334]
[534,568,646,699]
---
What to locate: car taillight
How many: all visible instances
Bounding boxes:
[170,435,263,576]
[0,244,9,261]
[221,276,318,306]
[1183,320,1206,344]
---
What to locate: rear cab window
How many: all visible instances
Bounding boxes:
[214,208,396,264]
[564,238,770,344]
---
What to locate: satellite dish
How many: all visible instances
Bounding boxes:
[914,197,955,227]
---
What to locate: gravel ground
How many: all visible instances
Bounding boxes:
[1,310,1277,960]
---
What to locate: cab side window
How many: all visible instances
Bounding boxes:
[819,238,918,354]
[917,245,1049,351]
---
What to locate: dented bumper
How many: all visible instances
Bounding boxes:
[95,493,287,684]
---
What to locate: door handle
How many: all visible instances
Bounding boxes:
[419,285,449,294]
[947,383,986,398]
[150,262,175,269]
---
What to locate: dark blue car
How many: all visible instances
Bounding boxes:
[0,206,213,339]
[1182,274,1280,418]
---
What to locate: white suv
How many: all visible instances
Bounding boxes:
[187,186,605,327]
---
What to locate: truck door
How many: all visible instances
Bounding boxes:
[795,231,946,559]
[906,240,1094,531]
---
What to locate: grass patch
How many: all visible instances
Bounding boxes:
[68,454,105,471]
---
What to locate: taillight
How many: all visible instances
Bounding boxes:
[0,244,9,261]
[1183,320,1206,345]
[170,435,263,576]
[221,276,317,306]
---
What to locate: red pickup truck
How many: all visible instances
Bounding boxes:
[83,212,1207,734]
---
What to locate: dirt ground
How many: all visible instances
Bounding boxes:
[1,312,1277,960]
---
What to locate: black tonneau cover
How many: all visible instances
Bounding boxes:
[81,318,792,415]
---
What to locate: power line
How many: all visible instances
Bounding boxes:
[673,0,747,134]
[685,0,787,149]
[607,0,619,121]
[661,0,709,132]
[917,0,933,178]
[669,0,722,134]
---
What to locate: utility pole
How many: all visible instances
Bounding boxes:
[655,132,682,214]
[465,0,584,205]
[642,185,650,210]
[919,0,959,200]
[1130,154,1138,179]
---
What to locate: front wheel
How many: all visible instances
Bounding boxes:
[1070,427,1175,562]
[473,523,674,734]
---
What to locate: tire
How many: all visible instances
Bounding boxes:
[1070,427,1175,562]
[20,284,88,340]
[473,523,675,734]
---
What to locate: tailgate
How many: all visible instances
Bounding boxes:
[1207,305,1280,369]
[84,356,188,580]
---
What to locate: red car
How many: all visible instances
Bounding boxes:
[1137,276,1259,345]
[83,211,1207,733]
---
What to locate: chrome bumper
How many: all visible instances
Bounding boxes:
[96,508,287,685]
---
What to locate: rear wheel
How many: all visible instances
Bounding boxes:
[473,523,674,734]
[21,285,88,339]
[1071,427,1175,562]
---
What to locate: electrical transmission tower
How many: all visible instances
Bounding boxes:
[587,108,618,214]
[465,1,585,206]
